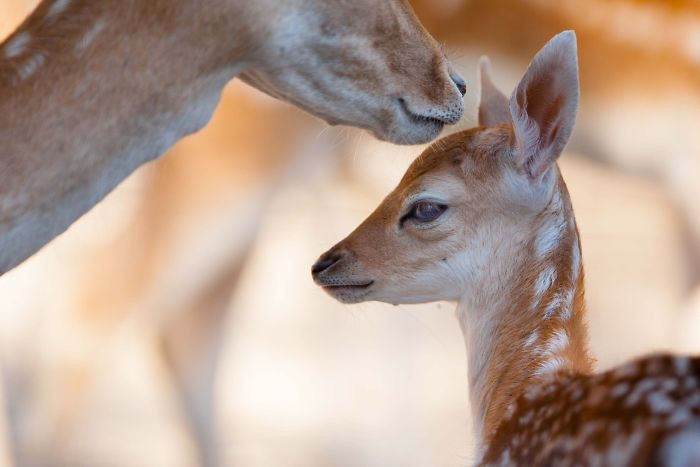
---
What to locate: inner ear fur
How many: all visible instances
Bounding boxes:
[508,30,580,180]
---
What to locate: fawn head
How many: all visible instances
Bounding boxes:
[312,31,579,305]
[237,0,465,144]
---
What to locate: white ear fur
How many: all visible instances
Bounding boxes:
[509,30,579,180]
[478,56,510,127]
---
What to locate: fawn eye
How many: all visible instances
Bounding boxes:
[405,201,448,224]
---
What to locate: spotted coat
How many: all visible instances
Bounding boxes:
[482,355,700,466]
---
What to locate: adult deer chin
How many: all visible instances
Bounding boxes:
[313,31,700,464]
[0,0,465,275]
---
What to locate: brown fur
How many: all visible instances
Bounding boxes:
[0,0,465,274]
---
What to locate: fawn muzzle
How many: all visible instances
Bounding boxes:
[311,246,375,303]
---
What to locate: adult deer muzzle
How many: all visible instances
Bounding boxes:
[238,0,466,144]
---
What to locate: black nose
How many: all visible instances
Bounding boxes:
[450,71,467,97]
[311,252,342,277]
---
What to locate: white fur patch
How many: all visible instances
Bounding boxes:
[533,329,569,376]
[532,266,557,307]
[560,288,575,321]
[683,376,697,391]
[76,20,106,53]
[534,356,567,375]
[668,408,693,426]
[544,328,569,354]
[571,235,581,281]
[535,214,567,258]
[524,330,539,347]
[4,32,31,59]
[610,382,630,398]
[47,0,71,18]
[625,378,657,407]
[543,292,563,319]
[647,391,674,413]
[17,53,46,81]
[674,356,691,375]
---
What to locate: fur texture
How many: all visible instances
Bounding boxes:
[313,31,700,465]
[0,0,466,274]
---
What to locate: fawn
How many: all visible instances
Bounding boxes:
[312,31,700,465]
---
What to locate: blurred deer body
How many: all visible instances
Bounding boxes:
[312,32,700,465]
[0,0,466,274]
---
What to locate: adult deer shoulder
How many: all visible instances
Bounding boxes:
[0,0,466,274]
[312,31,700,465]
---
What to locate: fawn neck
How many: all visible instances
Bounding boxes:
[456,173,593,447]
[0,0,243,273]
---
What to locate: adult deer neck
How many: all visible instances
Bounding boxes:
[456,174,594,452]
[0,0,247,273]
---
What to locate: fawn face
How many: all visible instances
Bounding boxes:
[237,0,465,145]
[312,31,580,305]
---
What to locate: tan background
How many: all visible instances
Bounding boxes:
[1,0,700,465]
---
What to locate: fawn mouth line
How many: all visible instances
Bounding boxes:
[322,281,374,290]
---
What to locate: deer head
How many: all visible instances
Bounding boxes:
[312,31,579,307]
[236,0,466,144]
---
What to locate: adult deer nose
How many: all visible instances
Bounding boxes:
[311,251,343,277]
[450,70,467,97]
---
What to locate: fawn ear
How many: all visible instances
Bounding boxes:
[509,30,579,180]
[478,56,510,127]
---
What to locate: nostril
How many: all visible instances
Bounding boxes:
[453,76,466,97]
[311,252,342,276]
[449,70,467,97]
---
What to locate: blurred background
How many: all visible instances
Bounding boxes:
[1,0,700,465]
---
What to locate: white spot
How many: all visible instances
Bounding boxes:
[16,53,46,81]
[524,329,539,347]
[76,20,106,53]
[610,382,630,398]
[543,293,563,319]
[687,392,700,407]
[683,376,697,391]
[571,235,581,281]
[660,378,679,392]
[636,378,658,394]
[668,408,693,426]
[534,356,567,376]
[535,213,567,258]
[503,402,516,420]
[498,449,512,465]
[674,357,691,375]
[560,288,575,321]
[625,378,657,406]
[648,391,674,413]
[519,410,533,426]
[570,386,584,401]
[47,0,71,18]
[581,420,602,438]
[511,434,521,447]
[533,329,570,376]
[525,385,542,400]
[551,189,563,211]
[4,32,31,59]
[532,266,557,307]
[543,328,569,354]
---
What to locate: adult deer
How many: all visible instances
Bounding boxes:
[0,0,465,274]
[313,31,700,464]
